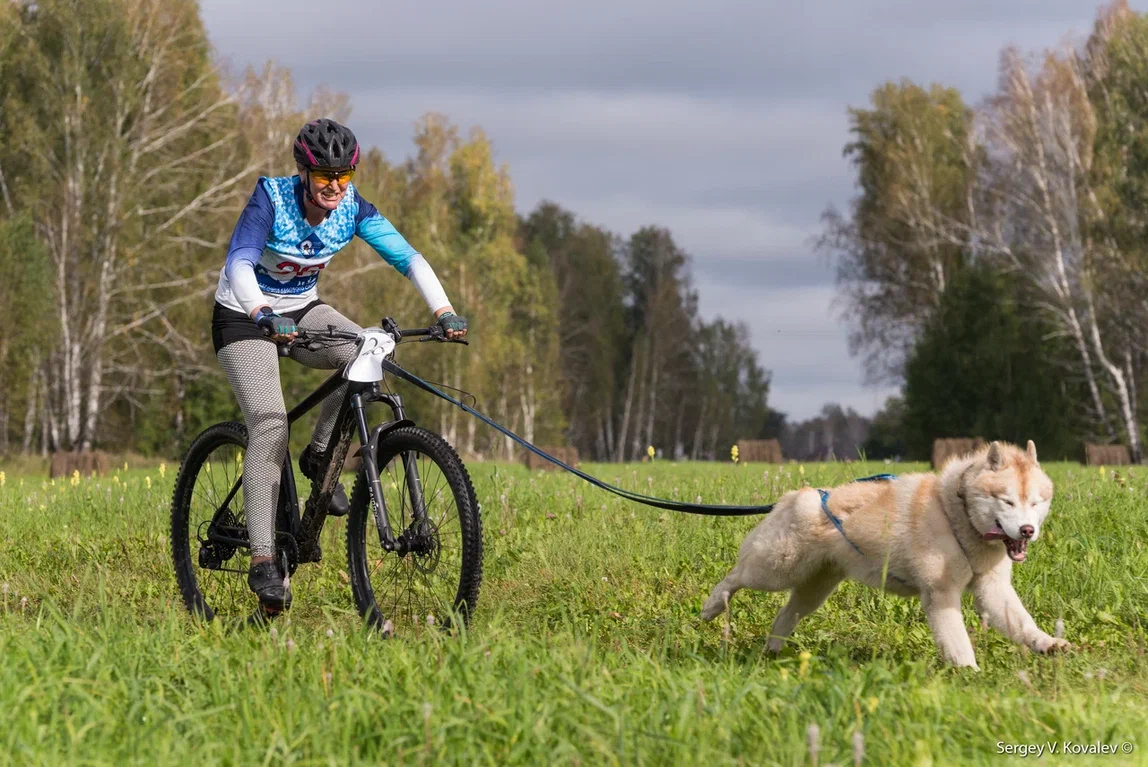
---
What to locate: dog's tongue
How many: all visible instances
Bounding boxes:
[983,525,1008,541]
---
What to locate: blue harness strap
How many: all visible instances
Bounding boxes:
[818,474,908,586]
[818,489,864,556]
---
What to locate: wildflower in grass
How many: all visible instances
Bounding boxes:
[799,464,805,477]
[39,504,46,511]
[123,461,129,472]
[1099,466,1106,478]
[1055,618,1065,638]
[779,668,789,681]
[113,476,120,485]
[730,444,739,463]
[71,470,80,487]
[0,471,5,487]
[146,476,152,490]
[867,697,879,713]
[286,639,297,653]
[159,463,167,479]
[327,629,334,638]
[799,650,811,677]
[50,478,56,487]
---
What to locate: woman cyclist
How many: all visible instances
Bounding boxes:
[212,118,468,612]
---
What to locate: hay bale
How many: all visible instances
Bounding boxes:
[1083,443,1131,466]
[735,439,784,463]
[524,446,580,471]
[49,450,111,479]
[931,438,986,470]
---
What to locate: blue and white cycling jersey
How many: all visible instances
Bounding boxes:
[215,175,448,315]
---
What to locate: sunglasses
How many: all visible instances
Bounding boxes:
[309,167,355,186]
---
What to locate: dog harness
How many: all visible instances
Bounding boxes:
[818,474,910,587]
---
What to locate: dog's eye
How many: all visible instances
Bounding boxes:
[998,497,1014,506]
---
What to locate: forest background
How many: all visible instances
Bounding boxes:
[2,0,1147,465]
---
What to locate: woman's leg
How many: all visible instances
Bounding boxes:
[217,339,286,561]
[291,304,364,450]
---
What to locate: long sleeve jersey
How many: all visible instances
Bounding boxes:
[214,175,449,316]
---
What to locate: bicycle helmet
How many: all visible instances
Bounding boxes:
[293,118,360,169]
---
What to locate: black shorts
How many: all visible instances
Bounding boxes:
[211,300,325,353]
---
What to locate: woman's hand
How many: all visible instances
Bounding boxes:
[435,309,468,340]
[254,308,298,341]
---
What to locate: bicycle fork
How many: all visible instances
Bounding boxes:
[351,389,428,554]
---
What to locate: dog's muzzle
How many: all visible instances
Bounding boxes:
[983,521,1029,562]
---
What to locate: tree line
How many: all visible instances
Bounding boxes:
[0,0,775,462]
[821,0,1148,463]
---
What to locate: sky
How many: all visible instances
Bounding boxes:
[200,0,1126,421]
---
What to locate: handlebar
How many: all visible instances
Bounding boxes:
[266,316,469,356]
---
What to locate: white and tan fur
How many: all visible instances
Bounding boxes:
[700,440,1070,668]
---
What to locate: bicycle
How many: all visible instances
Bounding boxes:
[170,317,482,631]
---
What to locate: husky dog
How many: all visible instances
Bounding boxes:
[700,440,1070,668]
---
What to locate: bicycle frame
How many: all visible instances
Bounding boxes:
[204,349,434,572]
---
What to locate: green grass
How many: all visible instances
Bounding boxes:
[0,458,1146,765]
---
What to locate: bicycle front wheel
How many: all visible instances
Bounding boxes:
[346,426,482,633]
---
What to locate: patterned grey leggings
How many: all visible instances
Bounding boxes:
[216,304,362,557]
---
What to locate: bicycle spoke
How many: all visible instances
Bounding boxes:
[359,441,471,631]
[182,439,254,619]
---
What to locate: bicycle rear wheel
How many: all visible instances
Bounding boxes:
[346,426,483,633]
[170,422,259,621]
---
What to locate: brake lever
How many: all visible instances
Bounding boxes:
[417,334,469,346]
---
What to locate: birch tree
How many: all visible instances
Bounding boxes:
[819,81,978,383]
[5,0,269,450]
[974,43,1141,459]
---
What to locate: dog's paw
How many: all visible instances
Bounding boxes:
[1032,635,1071,655]
[699,590,730,621]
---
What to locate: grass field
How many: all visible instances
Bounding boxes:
[1,456,1146,765]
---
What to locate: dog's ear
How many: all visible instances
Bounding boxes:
[1026,439,1038,464]
[986,441,1003,471]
